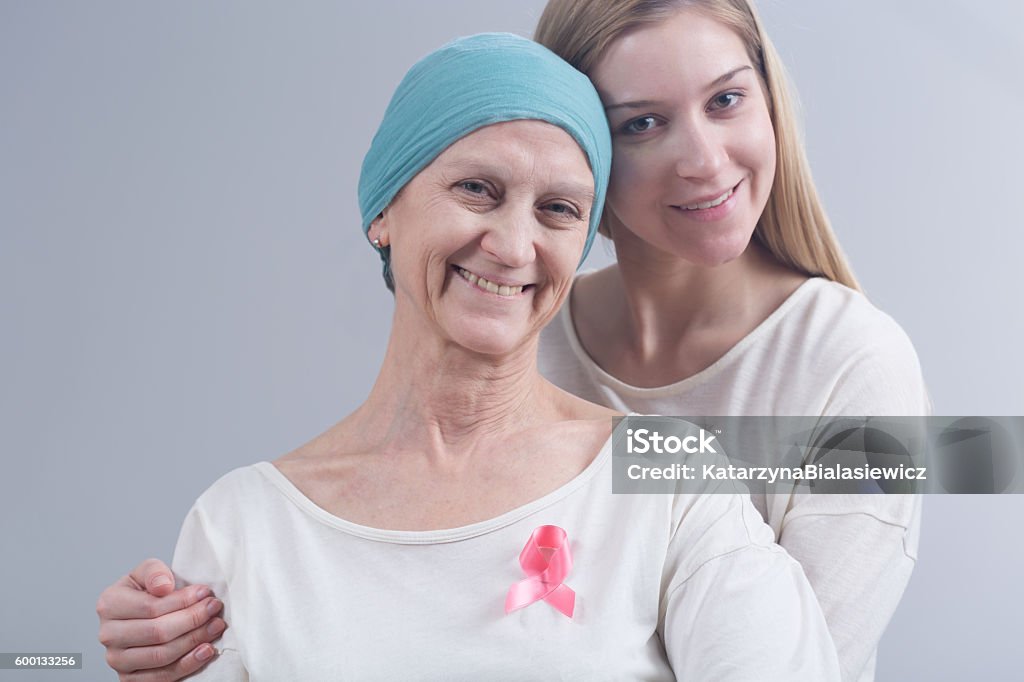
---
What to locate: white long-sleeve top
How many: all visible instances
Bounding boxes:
[539,275,930,682]
[172,436,840,681]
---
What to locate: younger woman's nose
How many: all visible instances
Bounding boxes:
[672,123,727,180]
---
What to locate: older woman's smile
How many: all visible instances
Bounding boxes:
[453,265,533,297]
[369,119,596,357]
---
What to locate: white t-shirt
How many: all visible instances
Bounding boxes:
[539,275,929,682]
[172,436,840,681]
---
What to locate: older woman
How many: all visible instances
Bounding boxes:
[100,33,838,680]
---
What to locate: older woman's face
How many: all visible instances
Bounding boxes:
[379,120,594,356]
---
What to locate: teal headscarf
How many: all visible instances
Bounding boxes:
[358,32,612,289]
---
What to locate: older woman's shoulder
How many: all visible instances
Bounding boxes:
[188,463,280,512]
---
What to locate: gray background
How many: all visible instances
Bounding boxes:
[1,0,1021,679]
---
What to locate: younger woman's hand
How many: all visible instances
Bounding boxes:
[96,558,226,681]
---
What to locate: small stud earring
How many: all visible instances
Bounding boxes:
[372,237,381,248]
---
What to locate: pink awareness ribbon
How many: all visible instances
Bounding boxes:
[505,525,575,618]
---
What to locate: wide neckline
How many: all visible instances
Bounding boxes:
[253,430,615,545]
[559,274,824,398]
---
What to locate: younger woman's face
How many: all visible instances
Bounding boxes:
[590,8,776,266]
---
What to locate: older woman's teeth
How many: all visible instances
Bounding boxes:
[682,187,734,210]
[457,268,524,297]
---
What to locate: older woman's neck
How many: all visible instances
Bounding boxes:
[358,326,549,451]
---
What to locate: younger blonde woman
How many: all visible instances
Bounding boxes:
[534,2,927,681]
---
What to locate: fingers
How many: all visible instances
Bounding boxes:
[97,582,210,621]
[114,642,219,682]
[129,558,176,597]
[100,596,224,649]
[98,560,227,679]
[97,561,211,622]
[106,617,226,676]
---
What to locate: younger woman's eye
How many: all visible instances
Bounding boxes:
[621,115,661,135]
[708,91,744,111]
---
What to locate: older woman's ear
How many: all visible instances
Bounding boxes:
[367,214,390,249]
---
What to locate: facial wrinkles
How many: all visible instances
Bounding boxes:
[383,122,594,361]
[443,145,588,294]
[386,180,449,309]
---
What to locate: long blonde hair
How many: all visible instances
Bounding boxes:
[535,0,860,290]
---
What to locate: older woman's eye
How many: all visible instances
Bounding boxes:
[542,201,582,220]
[620,115,663,135]
[459,180,489,194]
[708,91,744,112]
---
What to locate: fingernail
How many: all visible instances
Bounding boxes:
[195,644,215,662]
[195,586,211,600]
[206,598,223,616]
[207,619,226,637]
[152,575,173,589]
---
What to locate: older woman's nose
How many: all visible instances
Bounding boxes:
[479,207,538,269]
[672,122,727,180]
